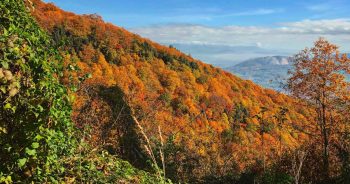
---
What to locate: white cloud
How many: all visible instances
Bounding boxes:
[279,19,350,34]
[131,19,350,51]
[130,19,350,66]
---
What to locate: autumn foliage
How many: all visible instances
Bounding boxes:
[26,0,340,183]
[287,38,350,182]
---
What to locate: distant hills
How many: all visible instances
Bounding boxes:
[172,43,289,67]
[225,56,293,90]
[226,55,350,90]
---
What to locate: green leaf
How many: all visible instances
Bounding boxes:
[10,105,16,113]
[37,105,44,112]
[31,142,39,149]
[17,158,27,168]
[70,86,77,92]
[0,126,7,134]
[0,86,6,93]
[25,148,36,156]
[34,134,44,141]
[1,61,9,69]
[3,103,11,110]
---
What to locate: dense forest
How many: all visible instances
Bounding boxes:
[1,0,350,183]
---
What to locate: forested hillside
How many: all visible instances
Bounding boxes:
[29,0,316,183]
[1,0,350,183]
[0,0,169,183]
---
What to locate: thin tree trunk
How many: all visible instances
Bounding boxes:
[321,103,330,181]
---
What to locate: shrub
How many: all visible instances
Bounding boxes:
[0,0,169,183]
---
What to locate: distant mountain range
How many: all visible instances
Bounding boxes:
[171,43,290,67]
[226,55,350,91]
[225,56,293,90]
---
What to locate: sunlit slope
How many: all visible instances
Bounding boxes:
[31,0,314,181]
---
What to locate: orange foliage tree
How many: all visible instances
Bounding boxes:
[287,38,350,180]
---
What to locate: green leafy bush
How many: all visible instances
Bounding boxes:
[0,0,75,181]
[0,0,170,183]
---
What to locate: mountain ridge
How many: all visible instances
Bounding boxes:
[225,56,293,90]
[170,43,289,67]
[30,0,314,182]
[226,55,350,90]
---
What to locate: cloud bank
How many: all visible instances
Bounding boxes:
[130,19,350,66]
[131,19,350,48]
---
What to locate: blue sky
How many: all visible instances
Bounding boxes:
[45,0,349,28]
[45,0,350,66]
